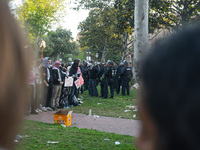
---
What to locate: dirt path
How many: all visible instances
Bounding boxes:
[25,111,141,137]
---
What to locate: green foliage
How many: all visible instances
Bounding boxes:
[75,0,200,34]
[114,0,134,33]
[45,28,76,57]
[44,28,80,62]
[17,120,136,150]
[150,0,200,30]
[78,8,124,62]
[15,0,66,47]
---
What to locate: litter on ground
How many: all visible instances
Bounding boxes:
[124,110,131,112]
[47,141,59,144]
[94,115,100,118]
[104,138,110,141]
[115,141,120,145]
[126,106,136,110]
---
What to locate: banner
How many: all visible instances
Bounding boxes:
[64,77,73,87]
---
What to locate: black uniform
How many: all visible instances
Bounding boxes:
[82,65,89,91]
[116,65,123,94]
[105,65,117,98]
[120,66,133,95]
[97,65,105,97]
[89,65,98,96]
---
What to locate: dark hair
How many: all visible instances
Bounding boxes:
[140,26,200,150]
[72,59,80,72]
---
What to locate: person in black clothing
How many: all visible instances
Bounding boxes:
[41,57,53,107]
[46,62,54,107]
[104,60,117,98]
[120,60,133,95]
[79,62,85,94]
[82,62,89,91]
[69,59,80,105]
[88,60,98,96]
[52,60,63,110]
[97,63,105,97]
[59,64,68,107]
[116,62,124,94]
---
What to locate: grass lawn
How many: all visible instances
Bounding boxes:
[16,120,137,150]
[70,86,138,119]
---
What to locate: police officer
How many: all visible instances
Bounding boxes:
[120,60,133,95]
[116,61,124,94]
[104,60,117,98]
[88,60,98,96]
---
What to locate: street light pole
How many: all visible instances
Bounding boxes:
[40,40,46,61]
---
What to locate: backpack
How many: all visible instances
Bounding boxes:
[71,95,79,106]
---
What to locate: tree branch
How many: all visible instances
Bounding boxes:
[95,44,102,52]
[127,40,134,46]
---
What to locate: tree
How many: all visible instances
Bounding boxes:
[134,0,149,81]
[15,0,65,50]
[150,0,200,30]
[78,8,123,62]
[44,28,77,61]
[74,0,135,61]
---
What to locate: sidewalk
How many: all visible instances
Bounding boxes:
[25,111,141,137]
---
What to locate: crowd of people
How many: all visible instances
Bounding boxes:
[29,57,133,114]
[3,0,200,149]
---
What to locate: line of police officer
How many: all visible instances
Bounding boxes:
[80,60,133,99]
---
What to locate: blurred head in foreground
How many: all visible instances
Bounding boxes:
[0,0,31,149]
[138,26,200,150]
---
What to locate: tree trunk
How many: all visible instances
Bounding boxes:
[101,36,108,63]
[133,0,149,82]
[122,32,128,60]
[35,33,39,58]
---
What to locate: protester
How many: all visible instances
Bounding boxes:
[52,60,63,110]
[34,60,42,109]
[41,57,51,108]
[69,59,80,105]
[82,62,89,91]
[137,26,200,150]
[27,66,38,114]
[0,0,32,149]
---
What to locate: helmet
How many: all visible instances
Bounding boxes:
[107,60,113,65]
[89,60,94,65]
[84,62,88,66]
[67,62,72,66]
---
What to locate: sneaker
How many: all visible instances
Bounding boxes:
[41,107,48,112]
[46,107,53,111]
[79,100,84,104]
